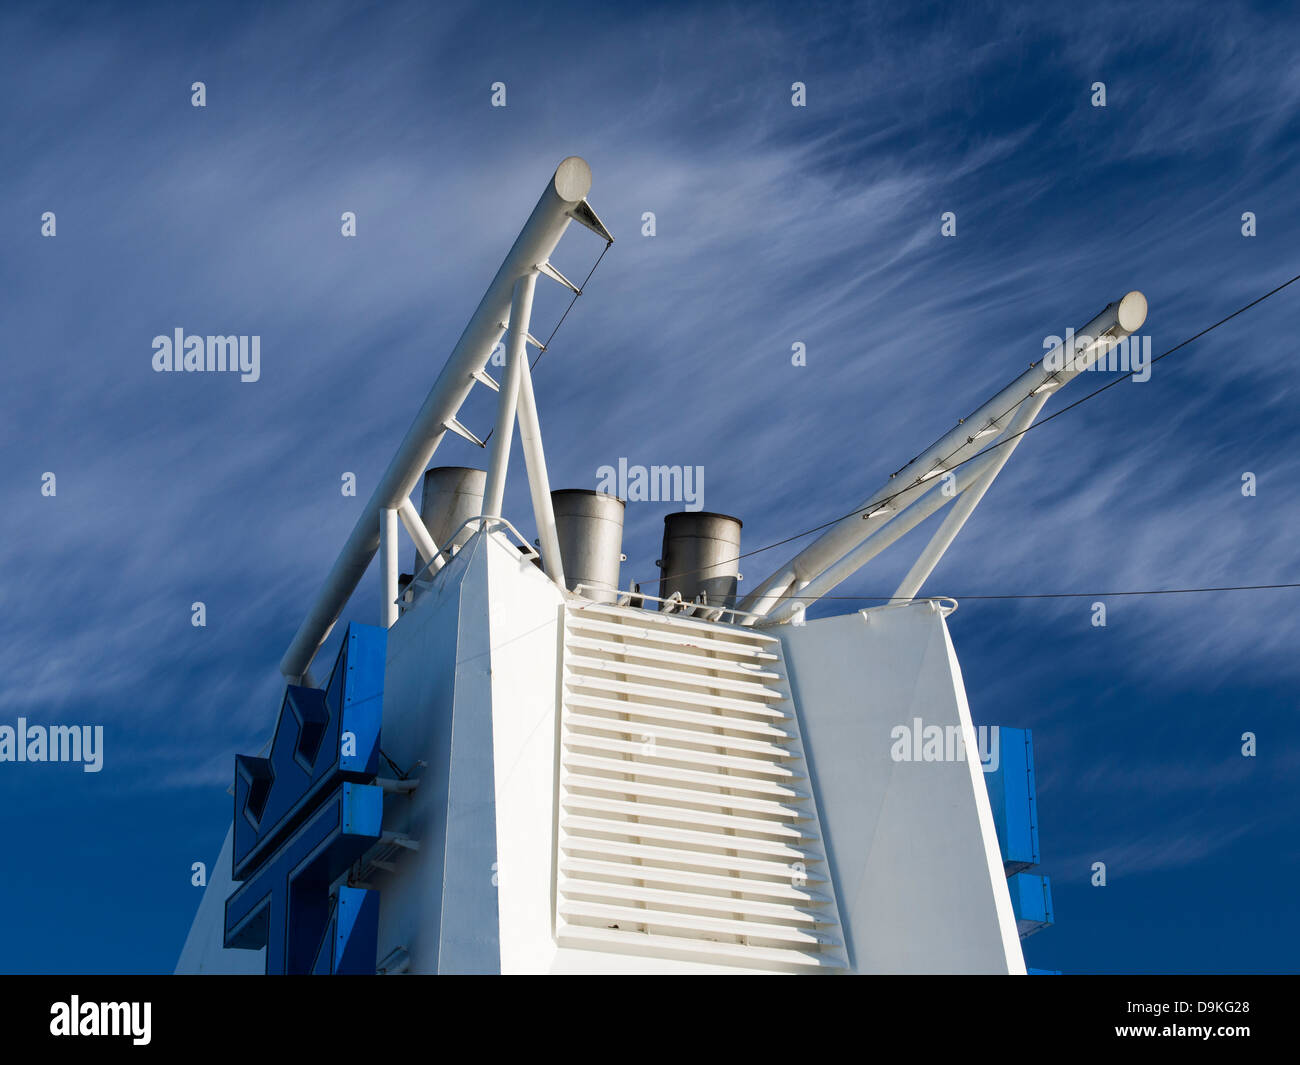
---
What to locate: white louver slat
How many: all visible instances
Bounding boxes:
[555,601,848,972]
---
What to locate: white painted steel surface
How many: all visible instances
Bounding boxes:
[779,603,1026,973]
[280,158,598,681]
[554,600,848,971]
[179,158,1069,975]
[180,535,1024,973]
[380,507,399,628]
[482,274,537,519]
[742,292,1148,621]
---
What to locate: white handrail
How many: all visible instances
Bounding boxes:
[406,515,539,586]
[572,583,767,626]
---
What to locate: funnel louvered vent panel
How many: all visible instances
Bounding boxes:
[555,601,847,971]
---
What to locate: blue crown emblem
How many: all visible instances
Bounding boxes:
[224,623,387,974]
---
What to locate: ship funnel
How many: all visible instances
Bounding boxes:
[658,512,743,609]
[416,466,486,569]
[551,490,625,604]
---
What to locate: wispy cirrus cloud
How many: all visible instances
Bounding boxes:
[1,0,1298,975]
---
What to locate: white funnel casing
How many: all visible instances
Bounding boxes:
[173,158,1143,974]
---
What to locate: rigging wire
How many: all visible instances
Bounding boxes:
[752,582,1300,603]
[635,268,1300,589]
[479,240,613,447]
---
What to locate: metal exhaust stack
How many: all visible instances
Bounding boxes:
[551,490,625,604]
[658,512,743,609]
[416,466,486,570]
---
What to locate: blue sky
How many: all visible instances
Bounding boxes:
[1,0,1298,973]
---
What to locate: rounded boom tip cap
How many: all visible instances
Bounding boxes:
[553,156,592,203]
[1118,290,1148,332]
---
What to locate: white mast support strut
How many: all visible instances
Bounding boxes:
[740,291,1148,623]
[482,273,537,518]
[279,157,599,682]
[379,508,399,629]
[890,391,1052,603]
[397,496,440,571]
[515,341,566,588]
[758,391,1050,625]
[757,441,1013,624]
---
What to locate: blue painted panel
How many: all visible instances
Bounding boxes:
[984,726,1040,875]
[232,623,387,880]
[224,622,388,976]
[224,782,383,974]
[323,886,381,975]
[1008,872,1054,939]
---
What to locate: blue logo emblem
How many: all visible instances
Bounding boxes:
[224,623,387,974]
